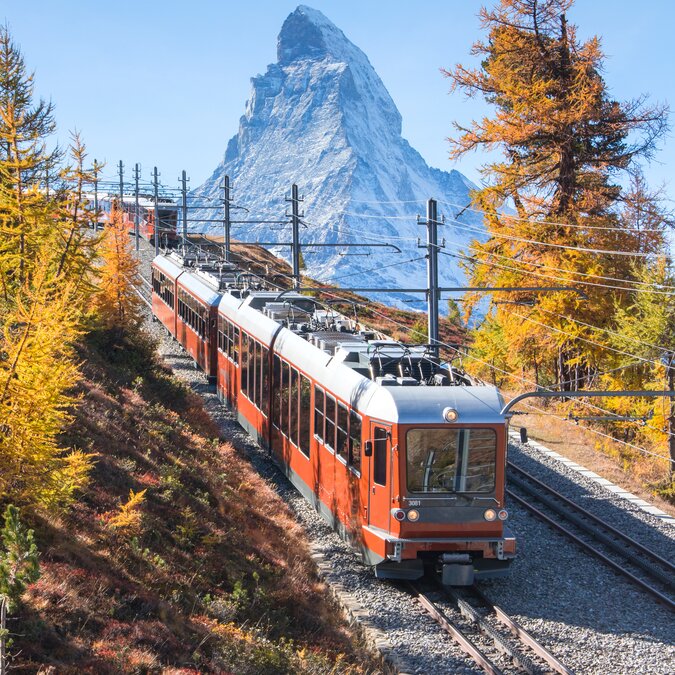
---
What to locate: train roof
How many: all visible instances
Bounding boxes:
[84,192,177,209]
[160,259,506,426]
[152,254,184,280]
[177,271,222,306]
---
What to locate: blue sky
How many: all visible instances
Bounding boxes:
[4,1,674,194]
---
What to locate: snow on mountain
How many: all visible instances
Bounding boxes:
[190,5,485,311]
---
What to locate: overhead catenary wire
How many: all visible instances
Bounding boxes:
[438,245,675,296]
[436,198,671,234]
[328,208,675,293]
[191,232,675,464]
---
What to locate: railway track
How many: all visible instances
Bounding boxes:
[133,274,152,308]
[507,462,675,612]
[410,582,574,675]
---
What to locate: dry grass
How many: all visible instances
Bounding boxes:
[510,400,675,517]
[8,329,381,674]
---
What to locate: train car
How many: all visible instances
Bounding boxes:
[89,193,179,245]
[153,253,517,585]
[151,254,183,337]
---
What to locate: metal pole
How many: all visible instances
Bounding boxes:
[223,175,231,263]
[501,390,675,417]
[426,198,440,355]
[153,166,159,258]
[93,159,100,229]
[134,163,140,252]
[118,160,124,206]
[181,170,189,249]
[287,183,303,289]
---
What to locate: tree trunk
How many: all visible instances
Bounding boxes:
[0,595,7,675]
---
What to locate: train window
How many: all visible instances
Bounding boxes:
[289,368,299,445]
[325,395,336,451]
[251,340,259,409]
[299,375,311,457]
[250,339,257,404]
[272,356,282,429]
[233,327,239,365]
[349,412,362,474]
[260,345,269,417]
[281,361,289,435]
[336,403,348,463]
[226,322,233,359]
[406,428,496,494]
[314,387,324,443]
[373,427,387,486]
[241,333,249,397]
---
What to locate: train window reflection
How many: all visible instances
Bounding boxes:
[406,428,496,494]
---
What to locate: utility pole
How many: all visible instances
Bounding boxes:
[118,160,124,206]
[152,166,160,257]
[93,159,101,229]
[286,183,303,289]
[133,163,141,252]
[181,170,189,250]
[223,175,232,262]
[419,199,442,355]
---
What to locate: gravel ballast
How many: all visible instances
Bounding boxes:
[139,244,675,674]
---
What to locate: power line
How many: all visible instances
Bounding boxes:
[437,198,671,234]
[439,243,675,296]
[443,215,658,258]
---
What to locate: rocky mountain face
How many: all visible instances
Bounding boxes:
[190,5,484,310]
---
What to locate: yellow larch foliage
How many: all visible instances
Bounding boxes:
[106,489,147,533]
[93,202,143,334]
[0,251,94,508]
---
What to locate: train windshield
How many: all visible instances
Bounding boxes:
[406,428,496,494]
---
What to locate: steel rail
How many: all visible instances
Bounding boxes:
[508,463,675,586]
[506,489,675,612]
[132,284,152,309]
[410,584,504,675]
[469,585,575,675]
[443,586,544,675]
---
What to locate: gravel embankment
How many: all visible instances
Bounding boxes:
[138,244,675,674]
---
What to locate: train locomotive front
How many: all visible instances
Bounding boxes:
[348,372,515,584]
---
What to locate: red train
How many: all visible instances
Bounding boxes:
[88,193,179,245]
[152,252,516,584]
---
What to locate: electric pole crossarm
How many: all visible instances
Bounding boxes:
[229,242,402,252]
[501,390,675,417]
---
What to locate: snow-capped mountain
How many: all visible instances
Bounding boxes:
[190,5,484,310]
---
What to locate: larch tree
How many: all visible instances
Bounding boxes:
[444,0,670,390]
[0,25,59,288]
[93,201,143,336]
[0,26,96,509]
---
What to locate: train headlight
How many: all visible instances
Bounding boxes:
[483,509,497,522]
[393,509,406,521]
[407,509,420,522]
[498,509,509,521]
[443,407,459,423]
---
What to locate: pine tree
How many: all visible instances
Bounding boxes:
[444,0,669,389]
[0,504,40,675]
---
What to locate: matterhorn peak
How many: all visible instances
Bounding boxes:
[192,6,483,309]
[277,5,353,65]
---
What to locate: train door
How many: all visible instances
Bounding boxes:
[367,423,391,532]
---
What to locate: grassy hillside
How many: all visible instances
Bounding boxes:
[9,329,379,674]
